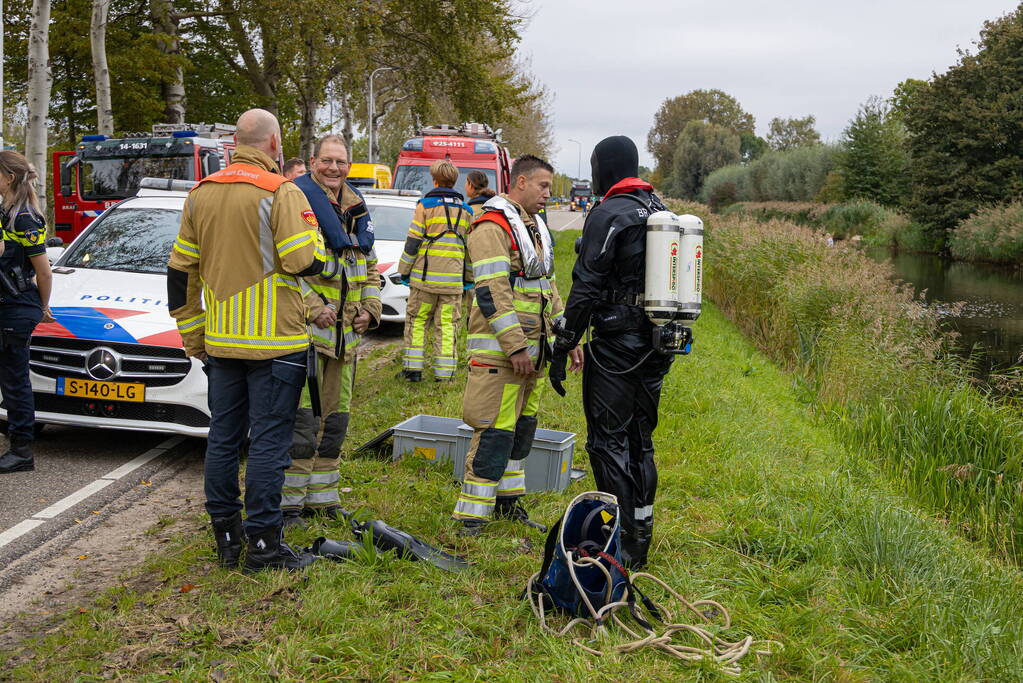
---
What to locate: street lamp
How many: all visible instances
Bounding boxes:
[367,66,397,164]
[567,138,582,180]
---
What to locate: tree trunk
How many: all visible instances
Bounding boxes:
[91,0,113,134]
[340,95,354,158]
[150,0,185,123]
[26,0,52,215]
[298,38,317,161]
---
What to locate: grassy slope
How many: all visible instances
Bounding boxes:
[4,233,1023,681]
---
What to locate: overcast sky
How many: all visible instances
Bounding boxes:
[518,0,1021,178]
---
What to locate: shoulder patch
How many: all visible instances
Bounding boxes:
[302,210,318,227]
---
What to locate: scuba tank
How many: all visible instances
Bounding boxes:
[643,211,702,354]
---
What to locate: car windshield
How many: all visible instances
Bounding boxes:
[61,207,182,274]
[393,165,497,196]
[366,203,415,241]
[81,156,194,201]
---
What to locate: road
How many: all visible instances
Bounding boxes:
[545,207,586,232]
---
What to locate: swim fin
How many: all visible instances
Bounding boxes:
[339,509,469,572]
[310,537,359,562]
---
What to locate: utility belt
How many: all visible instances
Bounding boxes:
[0,265,31,303]
[592,298,649,337]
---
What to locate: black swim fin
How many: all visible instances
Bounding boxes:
[310,537,359,562]
[339,509,469,572]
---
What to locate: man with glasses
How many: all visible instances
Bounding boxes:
[283,135,381,526]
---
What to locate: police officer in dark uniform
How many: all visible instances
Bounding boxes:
[0,151,55,474]
[550,136,672,569]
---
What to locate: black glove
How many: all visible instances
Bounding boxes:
[549,352,568,397]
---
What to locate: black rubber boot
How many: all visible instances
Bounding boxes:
[306,505,342,521]
[243,525,318,573]
[620,523,650,571]
[210,511,245,569]
[282,509,307,529]
[457,519,487,537]
[401,370,422,382]
[495,497,548,533]
[0,440,34,474]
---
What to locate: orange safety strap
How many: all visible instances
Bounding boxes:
[194,163,289,193]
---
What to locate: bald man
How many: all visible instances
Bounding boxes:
[169,108,342,573]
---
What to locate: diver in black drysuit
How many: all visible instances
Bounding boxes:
[550,136,672,569]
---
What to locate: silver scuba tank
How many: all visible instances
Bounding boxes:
[643,210,682,327]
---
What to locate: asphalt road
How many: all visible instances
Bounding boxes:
[546,207,587,232]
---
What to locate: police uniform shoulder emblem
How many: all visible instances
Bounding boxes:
[301,210,318,227]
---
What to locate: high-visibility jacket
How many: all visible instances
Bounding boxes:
[302,176,382,363]
[465,195,564,368]
[167,145,341,360]
[397,187,473,294]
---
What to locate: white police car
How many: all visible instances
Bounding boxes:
[1,179,417,437]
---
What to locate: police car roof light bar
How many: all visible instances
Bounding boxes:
[138,177,198,193]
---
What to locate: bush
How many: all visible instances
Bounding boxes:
[949,202,1023,264]
[701,145,840,205]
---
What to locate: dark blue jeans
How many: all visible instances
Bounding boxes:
[205,350,306,534]
[0,333,34,444]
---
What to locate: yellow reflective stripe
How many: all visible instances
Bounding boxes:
[524,382,541,417]
[411,300,433,348]
[173,237,200,258]
[311,282,341,300]
[176,313,205,333]
[513,299,541,314]
[497,383,520,431]
[441,303,455,356]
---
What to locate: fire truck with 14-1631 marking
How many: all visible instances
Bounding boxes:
[52,123,236,243]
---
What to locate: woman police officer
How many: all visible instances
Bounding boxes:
[0,151,55,474]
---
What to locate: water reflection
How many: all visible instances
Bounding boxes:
[866,248,1023,372]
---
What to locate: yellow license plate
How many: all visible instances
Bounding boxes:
[57,377,146,402]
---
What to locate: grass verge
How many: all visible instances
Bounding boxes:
[4,234,1023,680]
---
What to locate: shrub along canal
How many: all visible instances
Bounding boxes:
[867,247,1023,372]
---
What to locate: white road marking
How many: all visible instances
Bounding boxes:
[0,520,46,549]
[33,479,115,519]
[557,213,584,231]
[0,435,183,549]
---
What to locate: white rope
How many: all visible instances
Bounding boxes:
[525,558,781,676]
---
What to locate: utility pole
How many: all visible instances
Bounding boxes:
[567,138,581,179]
[367,66,396,164]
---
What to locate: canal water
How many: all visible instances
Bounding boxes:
[866,248,1023,373]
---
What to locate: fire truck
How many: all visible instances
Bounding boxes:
[392,123,511,195]
[52,123,236,241]
[570,180,592,212]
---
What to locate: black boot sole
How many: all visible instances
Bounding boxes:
[0,462,34,474]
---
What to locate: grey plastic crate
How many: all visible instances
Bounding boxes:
[455,424,576,492]
[391,415,468,464]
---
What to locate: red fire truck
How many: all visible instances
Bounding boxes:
[392,123,511,195]
[53,123,235,241]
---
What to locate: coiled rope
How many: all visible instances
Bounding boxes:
[524,557,781,676]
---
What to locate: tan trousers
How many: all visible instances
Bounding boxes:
[403,288,463,380]
[452,363,543,521]
[282,356,353,511]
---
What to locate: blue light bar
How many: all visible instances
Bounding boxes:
[172,130,198,138]
[402,137,424,152]
[81,134,108,142]
[474,141,496,154]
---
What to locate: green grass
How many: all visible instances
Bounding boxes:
[5,234,1023,680]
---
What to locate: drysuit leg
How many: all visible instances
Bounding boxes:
[433,294,461,380]
[582,333,671,567]
[403,289,435,372]
[453,364,535,521]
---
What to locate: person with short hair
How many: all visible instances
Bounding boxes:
[168,108,339,572]
[397,160,473,382]
[0,151,55,474]
[283,158,307,180]
[452,155,582,535]
[279,134,381,525]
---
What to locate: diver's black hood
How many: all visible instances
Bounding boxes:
[590,135,639,196]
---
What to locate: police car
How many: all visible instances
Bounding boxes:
[2,179,417,437]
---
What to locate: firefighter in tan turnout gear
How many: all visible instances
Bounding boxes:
[398,160,474,382]
[452,155,583,536]
[281,135,382,526]
[168,109,345,573]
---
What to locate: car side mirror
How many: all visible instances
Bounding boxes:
[46,236,65,248]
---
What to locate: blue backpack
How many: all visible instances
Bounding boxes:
[528,491,653,626]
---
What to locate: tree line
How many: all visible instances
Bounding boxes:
[2,0,555,213]
[649,2,1023,254]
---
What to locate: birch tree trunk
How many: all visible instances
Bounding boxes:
[91,0,113,134]
[150,0,185,123]
[26,0,52,215]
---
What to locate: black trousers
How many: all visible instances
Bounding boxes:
[0,326,35,444]
[582,331,672,565]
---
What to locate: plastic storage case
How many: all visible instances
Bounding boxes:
[391,415,467,464]
[455,424,576,492]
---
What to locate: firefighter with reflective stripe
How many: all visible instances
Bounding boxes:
[0,151,56,474]
[281,135,382,526]
[452,155,582,536]
[398,160,473,382]
[167,109,341,573]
